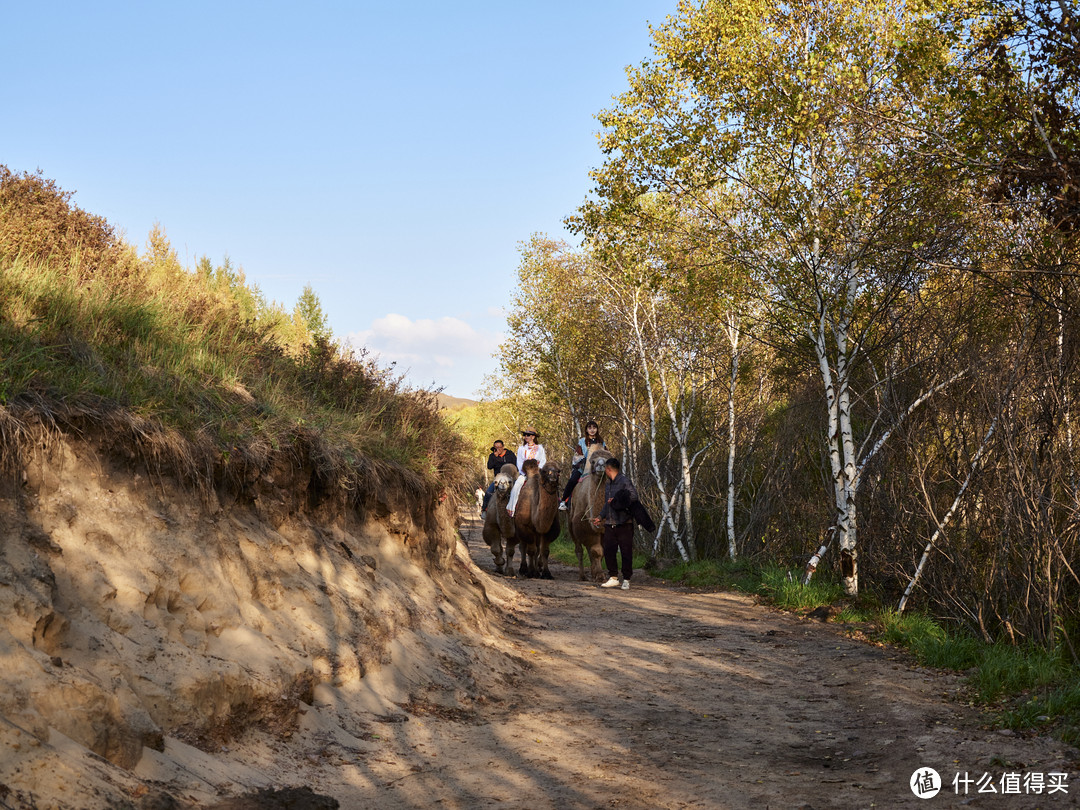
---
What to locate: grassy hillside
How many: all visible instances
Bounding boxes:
[0,167,466,508]
[436,393,478,412]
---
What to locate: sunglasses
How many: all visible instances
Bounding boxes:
[522,432,536,437]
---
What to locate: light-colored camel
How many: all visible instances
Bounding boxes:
[481,463,518,574]
[567,446,613,582]
[511,458,561,579]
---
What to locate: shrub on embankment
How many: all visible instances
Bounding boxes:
[0,166,467,512]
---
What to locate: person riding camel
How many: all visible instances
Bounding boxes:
[480,439,517,516]
[507,428,546,517]
[559,420,605,511]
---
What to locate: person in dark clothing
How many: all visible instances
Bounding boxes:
[591,457,638,590]
[481,440,517,514]
[487,440,516,478]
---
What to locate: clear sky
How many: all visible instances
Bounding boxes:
[2,1,674,398]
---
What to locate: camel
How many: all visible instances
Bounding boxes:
[481,463,518,574]
[567,445,614,582]
[511,458,561,579]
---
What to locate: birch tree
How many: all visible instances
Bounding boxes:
[601,262,703,562]
[501,236,609,445]
[588,0,975,594]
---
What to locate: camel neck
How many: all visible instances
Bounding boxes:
[533,481,557,529]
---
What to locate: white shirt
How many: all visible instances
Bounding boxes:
[516,442,546,470]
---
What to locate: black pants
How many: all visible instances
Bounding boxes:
[603,522,634,580]
[561,467,583,502]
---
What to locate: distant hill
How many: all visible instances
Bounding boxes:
[437,393,479,412]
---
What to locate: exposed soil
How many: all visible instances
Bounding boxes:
[3,506,1077,809]
[257,513,1074,810]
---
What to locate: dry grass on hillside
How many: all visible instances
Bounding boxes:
[0,167,467,512]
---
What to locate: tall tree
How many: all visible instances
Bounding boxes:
[296,284,331,343]
[589,0,977,594]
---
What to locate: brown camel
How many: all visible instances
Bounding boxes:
[567,446,613,582]
[511,458,561,579]
[481,463,518,574]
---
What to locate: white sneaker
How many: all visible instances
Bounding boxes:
[621,579,630,590]
[600,576,620,588]
[558,501,568,511]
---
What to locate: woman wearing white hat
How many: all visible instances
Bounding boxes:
[507,428,546,516]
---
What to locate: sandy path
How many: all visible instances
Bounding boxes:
[292,514,1077,809]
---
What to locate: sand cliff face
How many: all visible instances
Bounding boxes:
[0,435,517,808]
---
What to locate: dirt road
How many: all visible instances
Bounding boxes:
[287,515,1076,809]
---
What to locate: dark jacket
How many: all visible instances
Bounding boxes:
[600,473,639,526]
[487,450,517,476]
[629,500,656,533]
[600,473,656,531]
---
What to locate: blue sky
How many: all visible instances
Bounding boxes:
[2,1,674,397]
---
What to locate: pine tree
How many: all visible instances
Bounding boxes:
[295,284,330,342]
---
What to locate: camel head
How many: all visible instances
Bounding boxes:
[494,472,514,495]
[587,447,613,477]
[494,462,518,494]
[539,461,561,493]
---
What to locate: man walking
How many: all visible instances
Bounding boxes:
[592,457,638,591]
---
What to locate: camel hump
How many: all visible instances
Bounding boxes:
[521,458,541,476]
[497,463,518,481]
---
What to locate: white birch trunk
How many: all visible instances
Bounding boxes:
[725,312,740,560]
[806,264,862,595]
[652,298,699,560]
[898,416,998,613]
[680,443,695,554]
[629,292,690,562]
[835,274,860,596]
[810,305,848,586]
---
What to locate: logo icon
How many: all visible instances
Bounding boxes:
[911,767,942,798]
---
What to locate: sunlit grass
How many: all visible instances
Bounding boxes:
[0,253,466,499]
[758,564,845,609]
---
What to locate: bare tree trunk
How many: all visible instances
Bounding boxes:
[629,292,690,562]
[809,303,853,590]
[725,311,740,560]
[898,416,999,613]
[1059,285,1076,489]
